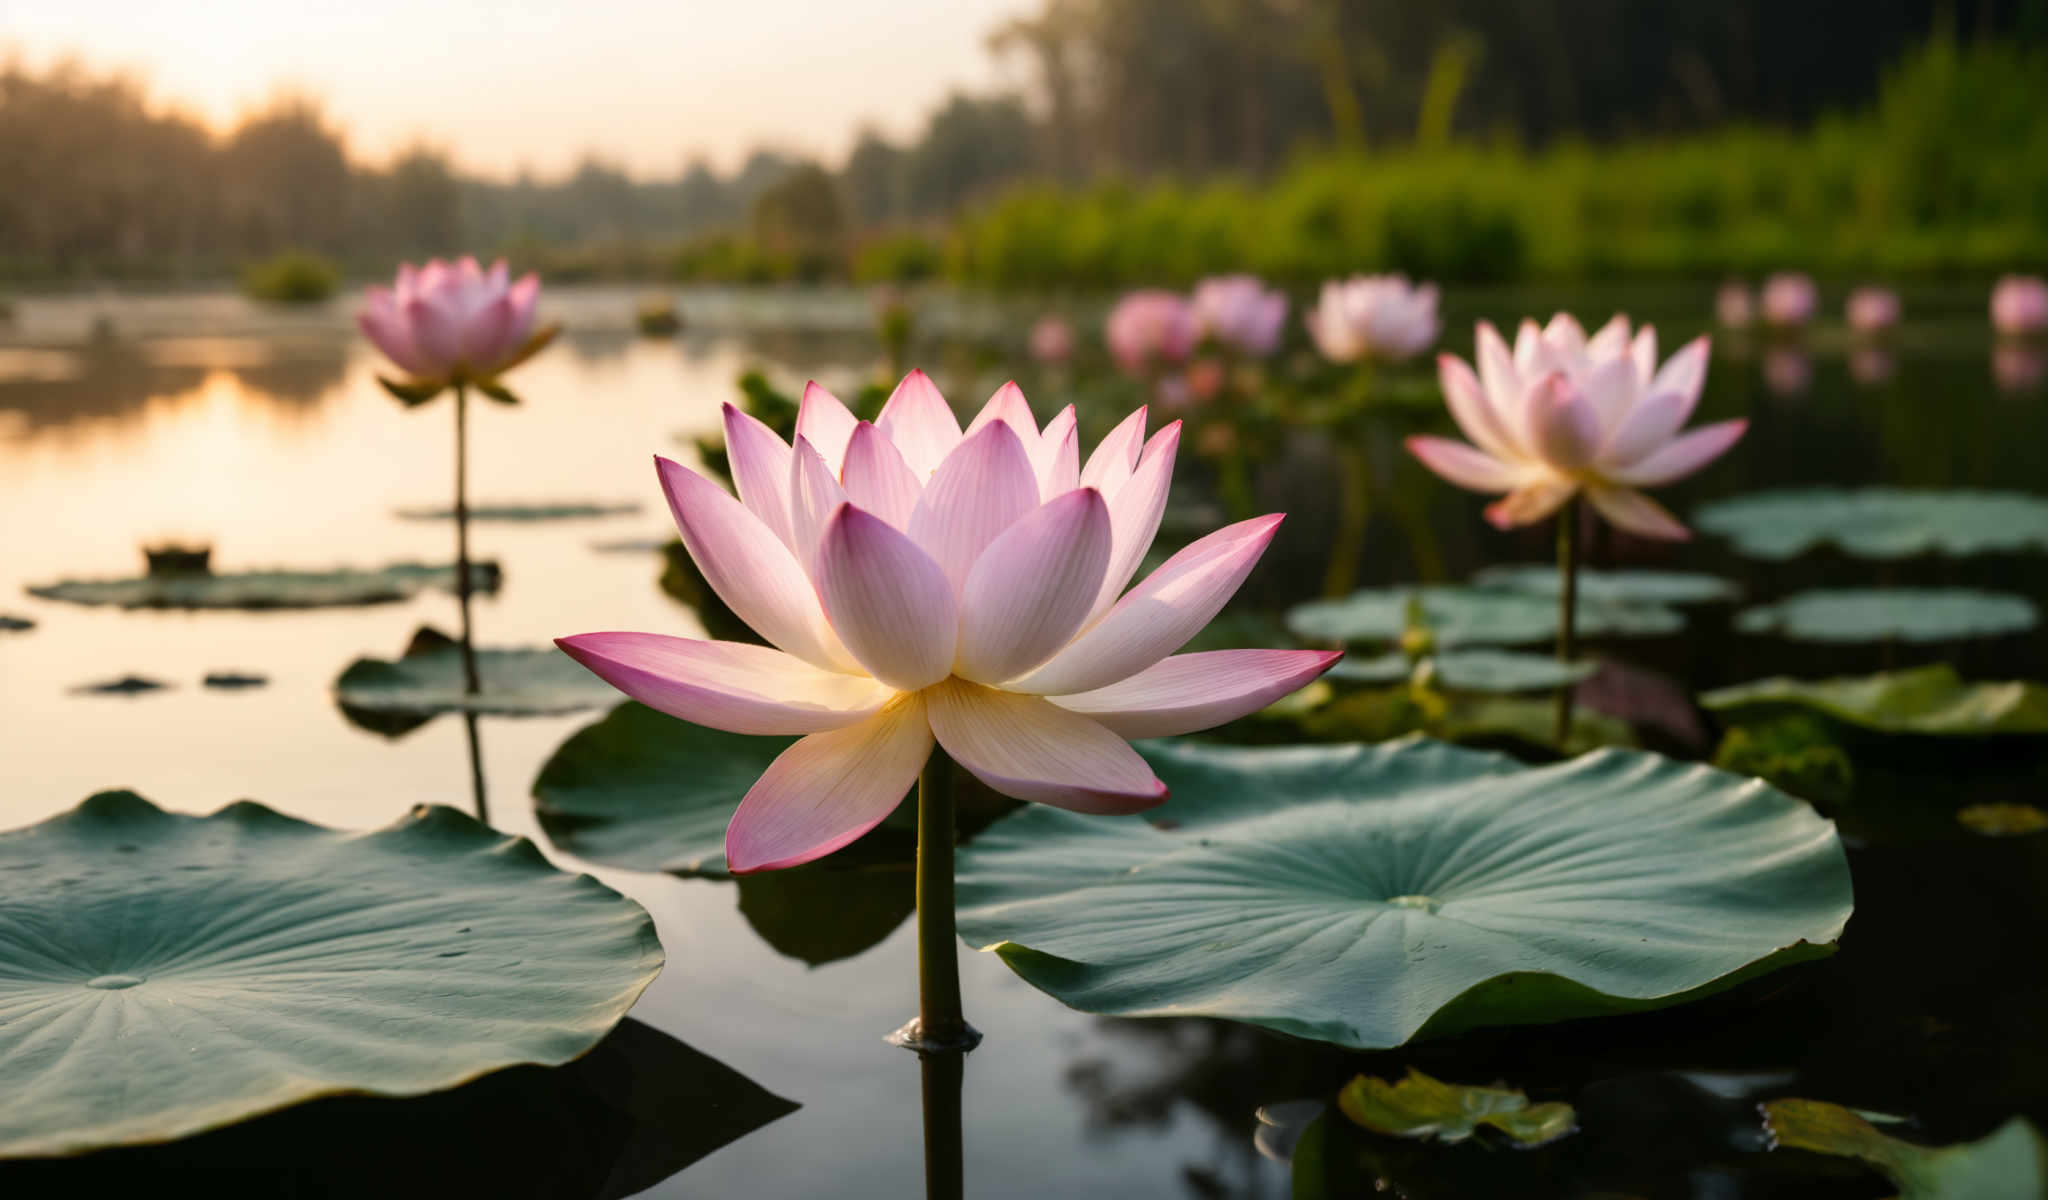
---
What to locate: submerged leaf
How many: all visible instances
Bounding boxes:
[956,738,1851,1049]
[1337,1069,1576,1148]
[1761,1098,2048,1199]
[1735,589,2038,643]
[1695,488,2048,560]
[1704,665,2048,736]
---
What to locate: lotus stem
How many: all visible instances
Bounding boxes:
[453,381,481,697]
[920,1042,966,1200]
[1322,439,1373,598]
[914,748,973,1049]
[1552,496,1581,747]
[461,709,490,824]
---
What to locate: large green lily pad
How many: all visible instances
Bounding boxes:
[395,501,640,522]
[1469,565,1740,605]
[1704,665,2048,736]
[335,627,622,733]
[1734,589,2038,643]
[1762,1099,2048,1199]
[0,791,663,1158]
[27,560,500,611]
[1337,1069,1576,1148]
[1288,586,1684,648]
[1329,650,1597,693]
[1694,488,2048,559]
[955,738,1850,1049]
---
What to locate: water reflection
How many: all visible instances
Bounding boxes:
[0,335,348,436]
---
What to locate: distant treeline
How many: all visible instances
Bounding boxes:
[1,0,2043,284]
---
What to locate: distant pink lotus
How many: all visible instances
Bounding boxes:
[1029,314,1074,365]
[560,373,1337,873]
[1992,275,2048,337]
[1714,282,1754,329]
[1191,274,1288,358]
[1760,272,1818,329]
[1406,314,1746,540]
[1305,274,1440,363]
[1846,287,1901,335]
[1106,290,1198,373]
[358,257,547,391]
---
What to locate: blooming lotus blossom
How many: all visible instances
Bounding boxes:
[1760,272,1817,329]
[1764,347,1813,398]
[1406,314,1746,540]
[1846,287,1901,335]
[358,257,548,392]
[1191,274,1288,358]
[1714,282,1754,329]
[1029,314,1075,365]
[1992,275,2048,337]
[1305,274,1441,363]
[1106,290,1198,374]
[559,372,1338,873]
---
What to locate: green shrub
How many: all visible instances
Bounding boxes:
[239,251,340,303]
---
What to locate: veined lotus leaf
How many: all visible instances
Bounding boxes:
[1694,488,2048,559]
[1761,1099,2048,1199]
[1734,589,2038,643]
[1329,650,1597,693]
[394,501,640,522]
[334,626,621,731]
[1337,1069,1576,1148]
[1288,586,1683,648]
[955,739,1851,1050]
[26,560,500,611]
[1703,664,2048,736]
[0,791,662,1159]
[1469,565,1740,605]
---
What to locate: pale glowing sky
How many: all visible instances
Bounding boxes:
[2,0,1038,177]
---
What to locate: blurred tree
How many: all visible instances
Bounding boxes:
[219,94,352,254]
[843,130,908,226]
[903,94,1040,216]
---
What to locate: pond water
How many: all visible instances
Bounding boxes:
[2,284,2044,1197]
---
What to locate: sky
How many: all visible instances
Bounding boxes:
[1,0,1038,177]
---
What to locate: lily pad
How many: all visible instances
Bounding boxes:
[1734,589,2039,643]
[1329,650,1597,693]
[1958,803,2048,836]
[955,738,1851,1049]
[201,671,268,690]
[534,701,796,878]
[1288,586,1684,648]
[1761,1099,2048,1199]
[1469,565,1740,605]
[334,627,622,732]
[395,501,640,522]
[67,675,169,696]
[1703,665,2048,736]
[0,614,32,632]
[0,791,662,1159]
[1337,1069,1576,1148]
[26,560,500,611]
[1299,688,1635,757]
[1694,488,2048,559]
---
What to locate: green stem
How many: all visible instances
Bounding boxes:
[1321,440,1373,598]
[460,710,490,824]
[453,381,481,697]
[919,1043,966,1200]
[1552,496,1580,748]
[915,749,970,1047]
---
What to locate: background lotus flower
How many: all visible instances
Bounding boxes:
[1406,314,1746,540]
[1846,286,1901,335]
[358,257,548,396]
[1760,272,1817,329]
[1105,290,1198,373]
[560,372,1337,874]
[1995,343,2046,393]
[1191,274,1288,358]
[1992,275,2048,337]
[1305,274,1441,363]
[1765,347,1814,397]
[1714,281,1754,329]
[1029,314,1074,365]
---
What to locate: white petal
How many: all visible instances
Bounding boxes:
[876,369,962,477]
[721,403,794,549]
[925,679,1165,814]
[906,421,1041,595]
[725,694,933,873]
[557,633,891,734]
[841,421,922,528]
[1089,420,1181,620]
[1034,405,1081,497]
[1051,649,1342,738]
[964,380,1039,443]
[1081,406,1148,496]
[795,382,860,474]
[787,435,848,570]
[955,488,1113,684]
[814,503,958,689]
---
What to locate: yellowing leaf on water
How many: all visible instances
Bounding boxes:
[1338,1068,1575,1148]
[1762,1098,2048,1199]
[1957,803,2048,837]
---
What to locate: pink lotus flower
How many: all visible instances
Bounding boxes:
[559,372,1338,873]
[1846,286,1901,335]
[1760,272,1817,329]
[1190,274,1288,358]
[1406,314,1746,540]
[1714,282,1754,329]
[1106,290,1198,373]
[1029,314,1074,365]
[1305,274,1441,363]
[1992,275,2048,337]
[358,257,549,393]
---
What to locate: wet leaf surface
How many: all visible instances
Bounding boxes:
[1695,487,2048,560]
[1705,665,2048,736]
[1735,589,2038,643]
[1761,1098,2048,1199]
[1337,1068,1577,1147]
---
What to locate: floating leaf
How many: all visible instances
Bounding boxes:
[1761,1099,2048,1199]
[956,739,1850,1049]
[1337,1069,1576,1148]
[1958,803,2048,837]
[201,671,267,690]
[0,1019,795,1198]
[67,675,168,696]
[1694,488,2048,559]
[0,614,32,632]
[1329,650,1597,693]
[1734,589,2038,643]
[1713,714,1856,807]
[395,501,640,522]
[1300,687,1634,756]
[1704,664,2048,736]
[0,791,662,1158]
[1469,565,1740,605]
[334,626,622,734]
[1288,586,1683,648]
[26,560,500,611]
